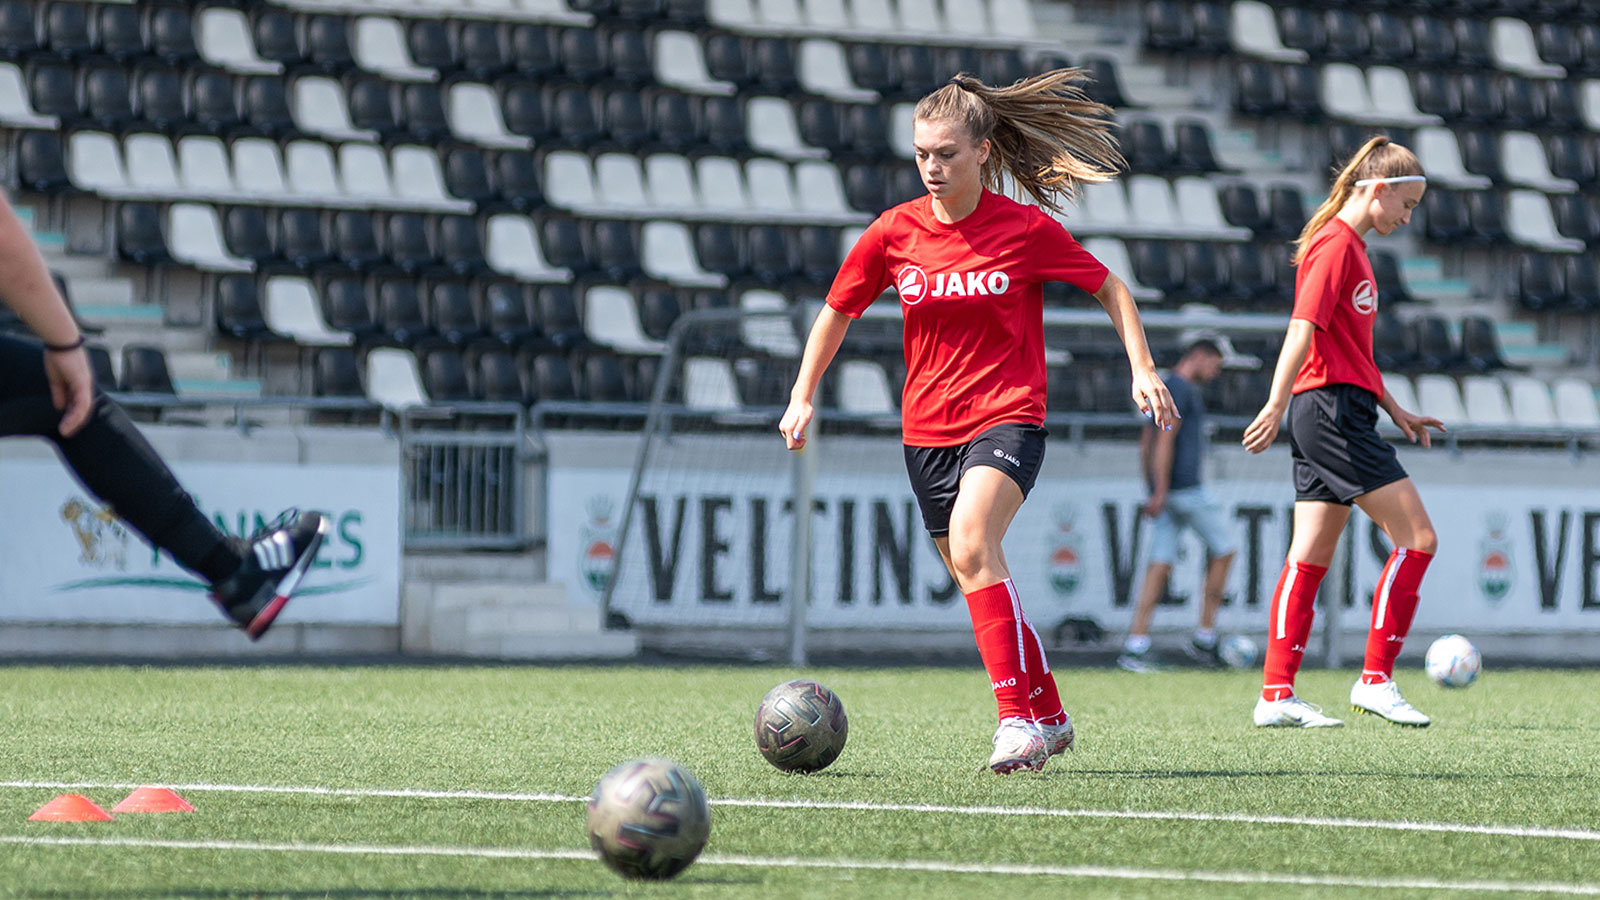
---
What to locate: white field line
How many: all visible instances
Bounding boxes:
[4,779,1599,844]
[0,834,1597,896]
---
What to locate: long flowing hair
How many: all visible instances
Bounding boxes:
[912,68,1124,215]
[1291,135,1424,265]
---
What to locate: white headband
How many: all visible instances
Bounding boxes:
[1354,175,1427,187]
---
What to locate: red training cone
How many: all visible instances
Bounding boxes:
[28,794,114,822]
[112,786,195,814]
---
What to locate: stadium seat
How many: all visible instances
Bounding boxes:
[133,68,186,133]
[1415,128,1490,190]
[0,1,35,57]
[559,27,607,83]
[692,222,742,279]
[1499,77,1548,132]
[1547,135,1597,187]
[240,75,297,138]
[1507,191,1584,254]
[1551,194,1599,245]
[797,226,840,285]
[494,151,545,211]
[232,138,289,200]
[1546,80,1584,132]
[305,16,356,75]
[746,225,792,283]
[120,346,175,395]
[1459,72,1503,125]
[42,2,91,59]
[1234,61,1285,117]
[338,143,397,204]
[528,351,579,403]
[420,349,473,403]
[1369,251,1415,306]
[1411,71,1460,122]
[1219,183,1267,234]
[604,89,651,150]
[595,152,649,210]
[1505,374,1557,428]
[591,220,641,281]
[314,347,365,398]
[169,204,251,273]
[17,131,70,194]
[386,213,436,275]
[1516,253,1564,311]
[116,203,169,266]
[1144,0,1192,53]
[354,16,433,81]
[585,286,665,354]
[537,285,586,348]
[1564,256,1600,311]
[320,276,377,339]
[438,217,487,277]
[285,140,341,201]
[1224,242,1276,305]
[457,20,510,80]
[683,357,740,410]
[578,354,630,404]
[476,349,526,404]
[1553,378,1600,428]
[376,279,431,346]
[264,276,352,346]
[189,70,241,135]
[1380,372,1417,418]
[1372,310,1413,371]
[97,4,145,61]
[746,96,817,159]
[278,208,331,272]
[393,146,465,210]
[483,282,535,345]
[1083,238,1159,300]
[442,148,496,207]
[400,83,450,144]
[540,217,589,275]
[655,30,735,95]
[1462,375,1513,427]
[124,134,180,195]
[1423,189,1470,244]
[1369,12,1413,65]
[1411,316,1458,372]
[1466,191,1508,246]
[637,287,682,342]
[220,206,274,266]
[147,6,197,66]
[196,8,278,75]
[1492,17,1564,80]
[1459,317,1504,372]
[1415,374,1466,425]
[487,215,569,282]
[80,64,132,131]
[366,348,428,410]
[1129,241,1183,296]
[1265,185,1306,241]
[214,274,274,342]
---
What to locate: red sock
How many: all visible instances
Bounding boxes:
[1009,581,1066,726]
[1361,548,1433,684]
[964,580,1030,721]
[1261,561,1327,702]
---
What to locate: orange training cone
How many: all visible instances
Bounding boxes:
[112,786,195,814]
[28,794,114,822]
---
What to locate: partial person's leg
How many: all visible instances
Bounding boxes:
[1126,561,1172,647]
[0,336,240,582]
[1261,501,1349,701]
[1199,552,1233,634]
[1352,478,1436,685]
[938,465,1029,721]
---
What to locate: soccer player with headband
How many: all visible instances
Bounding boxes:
[1242,135,1445,729]
[779,69,1178,774]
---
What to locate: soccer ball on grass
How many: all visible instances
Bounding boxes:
[586,758,711,880]
[754,679,848,773]
[1217,634,1259,669]
[1425,634,1481,688]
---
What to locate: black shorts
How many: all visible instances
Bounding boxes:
[904,422,1048,537]
[1287,385,1409,505]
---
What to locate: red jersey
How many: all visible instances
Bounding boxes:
[826,190,1109,445]
[1290,218,1384,398]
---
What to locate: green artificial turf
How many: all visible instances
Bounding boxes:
[0,664,1595,899]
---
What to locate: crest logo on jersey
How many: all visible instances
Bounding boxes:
[1351,279,1377,314]
[896,265,928,304]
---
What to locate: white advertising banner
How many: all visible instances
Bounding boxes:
[548,451,1600,636]
[0,459,401,625]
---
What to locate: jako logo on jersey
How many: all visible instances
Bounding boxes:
[991,677,1017,690]
[1351,279,1377,314]
[993,448,1021,467]
[896,265,928,304]
[932,270,1011,297]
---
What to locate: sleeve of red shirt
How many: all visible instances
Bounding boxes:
[1292,235,1357,329]
[1027,209,1110,294]
[824,216,892,319]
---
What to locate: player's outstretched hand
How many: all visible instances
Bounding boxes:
[1390,406,1446,449]
[1132,368,1179,431]
[779,396,813,451]
[45,346,94,437]
[1241,403,1283,454]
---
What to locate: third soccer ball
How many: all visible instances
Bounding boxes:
[1425,634,1481,688]
[1217,634,1259,669]
[587,758,710,880]
[754,679,848,773]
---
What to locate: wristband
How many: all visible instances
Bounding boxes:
[43,335,86,352]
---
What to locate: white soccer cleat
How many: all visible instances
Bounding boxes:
[988,717,1047,774]
[1253,694,1344,728]
[1350,678,1431,727]
[1040,714,1075,759]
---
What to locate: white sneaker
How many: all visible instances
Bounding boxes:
[1253,694,1344,728]
[1350,678,1431,727]
[988,717,1047,774]
[1040,714,1075,758]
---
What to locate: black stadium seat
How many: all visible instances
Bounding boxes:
[278,208,330,271]
[1323,10,1369,62]
[1410,316,1457,372]
[1412,71,1459,121]
[494,151,544,210]
[377,278,431,345]
[893,45,936,99]
[477,349,525,403]
[651,92,697,152]
[116,203,170,266]
[694,223,742,278]
[537,285,585,347]
[348,77,398,136]
[701,96,746,154]
[540,218,588,274]
[1546,80,1583,133]
[437,216,487,276]
[305,16,355,74]
[847,43,894,95]
[798,226,840,285]
[844,163,889,214]
[1564,256,1599,311]
[1499,77,1546,131]
[1466,191,1507,246]
[559,27,607,83]
[17,131,70,194]
[1372,309,1412,371]
[223,206,275,264]
[239,75,296,137]
[1422,189,1469,244]
[1190,1,1229,56]
[1143,0,1192,53]
[332,210,384,271]
[1129,241,1182,295]
[457,20,508,80]
[253,9,301,68]
[591,219,640,281]
[798,99,847,156]
[314,348,365,397]
[704,33,751,87]
[1234,62,1284,117]
[1412,16,1456,68]
[1282,65,1322,121]
[1278,8,1324,58]
[638,288,681,341]
[1535,23,1582,73]
[95,5,142,62]
[134,68,187,132]
[43,1,91,59]
[1177,242,1227,301]
[844,104,890,159]
[215,274,273,341]
[1370,250,1415,305]
[422,349,473,402]
[604,88,651,149]
[0,1,36,57]
[1459,129,1503,183]
[1552,194,1599,245]
[443,148,496,206]
[1459,317,1504,372]
[28,61,79,121]
[430,282,481,345]
[1266,185,1305,240]
[502,82,553,142]
[608,27,653,86]
[1080,57,1128,108]
[582,354,630,403]
[190,70,240,134]
[552,85,603,146]
[1124,120,1171,175]
[1516,253,1562,311]
[528,351,578,402]
[1548,135,1596,187]
[1367,13,1412,64]
[509,24,558,78]
[483,282,535,345]
[1454,19,1492,70]
[1173,120,1222,174]
[747,225,792,283]
[321,276,378,337]
[120,346,175,394]
[81,64,133,130]
[1459,73,1502,124]
[386,213,436,274]
[87,345,116,391]
[401,82,451,143]
[409,20,455,71]
[147,6,197,66]
[751,38,798,93]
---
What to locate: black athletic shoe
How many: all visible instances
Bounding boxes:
[210,510,329,641]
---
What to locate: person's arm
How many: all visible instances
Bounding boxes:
[1092,272,1178,429]
[1241,319,1315,454]
[778,305,852,450]
[1144,423,1178,517]
[0,194,94,436]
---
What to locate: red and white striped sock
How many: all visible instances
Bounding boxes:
[1261,561,1327,702]
[964,579,1030,721]
[1008,580,1066,727]
[1361,548,1433,684]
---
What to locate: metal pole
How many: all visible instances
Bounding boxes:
[787,408,817,667]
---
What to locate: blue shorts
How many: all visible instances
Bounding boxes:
[1147,486,1238,566]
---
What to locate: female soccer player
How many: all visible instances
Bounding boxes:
[0,192,327,639]
[1242,136,1444,729]
[779,70,1178,773]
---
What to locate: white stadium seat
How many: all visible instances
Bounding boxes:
[353,16,435,81]
[177,136,235,195]
[168,203,253,273]
[366,347,428,411]
[747,97,825,159]
[544,151,599,210]
[285,140,342,200]
[1491,17,1564,79]
[123,134,181,194]
[1507,190,1585,253]
[67,131,127,193]
[263,277,352,347]
[196,7,282,74]
[1462,375,1513,427]
[837,359,896,414]
[1501,131,1578,194]
[745,158,796,213]
[1415,374,1467,425]
[653,31,737,95]
[1380,373,1417,416]
[798,39,877,102]
[795,161,849,216]
[642,221,726,287]
[1230,0,1309,64]
[740,289,801,357]
[1414,127,1491,190]
[486,214,570,282]
[595,153,650,211]
[0,63,58,128]
[339,143,397,202]
[684,357,741,411]
[695,156,752,211]
[644,154,698,211]
[292,77,376,143]
[1553,378,1600,428]
[1506,375,1558,428]
[584,286,666,354]
[449,82,530,149]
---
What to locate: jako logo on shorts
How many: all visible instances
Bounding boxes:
[1351,279,1377,314]
[993,448,1020,467]
[896,265,929,304]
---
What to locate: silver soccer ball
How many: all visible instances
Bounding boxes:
[754,679,848,773]
[586,758,711,880]
[1218,634,1259,669]
[1425,634,1481,688]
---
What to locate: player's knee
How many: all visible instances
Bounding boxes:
[1410,526,1438,556]
[947,537,991,584]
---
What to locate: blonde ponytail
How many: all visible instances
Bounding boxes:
[1291,135,1424,265]
[912,68,1125,215]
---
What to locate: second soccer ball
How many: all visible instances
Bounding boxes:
[754,679,849,773]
